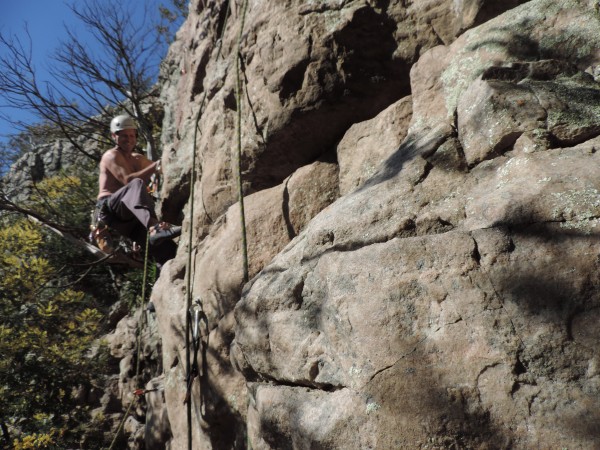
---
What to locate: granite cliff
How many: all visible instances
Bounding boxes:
[95,0,600,447]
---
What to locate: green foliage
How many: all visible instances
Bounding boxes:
[0,217,104,445]
[12,429,58,450]
[28,168,97,235]
[0,161,157,446]
[0,162,141,447]
[0,220,47,301]
[0,0,175,441]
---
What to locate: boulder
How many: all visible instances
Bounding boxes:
[151,157,339,449]
[158,0,526,225]
[152,0,600,447]
[337,96,412,195]
[457,61,600,166]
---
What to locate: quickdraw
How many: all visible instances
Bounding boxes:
[184,299,208,405]
[147,172,161,198]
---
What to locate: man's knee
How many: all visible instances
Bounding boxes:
[124,178,148,199]
[129,178,145,189]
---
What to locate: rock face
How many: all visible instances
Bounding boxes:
[152,0,600,448]
[1,137,95,202]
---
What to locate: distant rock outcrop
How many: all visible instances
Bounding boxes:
[149,0,600,448]
[2,138,94,202]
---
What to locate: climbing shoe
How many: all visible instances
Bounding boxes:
[149,222,182,246]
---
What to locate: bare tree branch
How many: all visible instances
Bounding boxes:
[0,192,81,235]
[0,0,170,162]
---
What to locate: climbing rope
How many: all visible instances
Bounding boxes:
[235,0,250,284]
[184,52,216,450]
[106,1,253,444]
[184,52,210,450]
[135,232,152,380]
[182,1,249,447]
[185,107,199,450]
[106,395,136,450]
[106,233,152,450]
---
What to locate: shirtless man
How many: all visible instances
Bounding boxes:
[95,114,180,264]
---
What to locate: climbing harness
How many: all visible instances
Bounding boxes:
[89,199,143,265]
[89,199,116,253]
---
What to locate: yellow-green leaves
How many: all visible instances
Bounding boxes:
[13,430,57,450]
[0,217,103,446]
[0,220,49,301]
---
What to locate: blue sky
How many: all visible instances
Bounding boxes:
[0,0,182,148]
[0,0,87,142]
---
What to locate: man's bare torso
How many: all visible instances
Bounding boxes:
[97,147,148,199]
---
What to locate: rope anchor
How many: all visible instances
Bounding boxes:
[133,387,161,396]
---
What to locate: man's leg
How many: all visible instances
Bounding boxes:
[104,178,180,252]
[107,178,158,229]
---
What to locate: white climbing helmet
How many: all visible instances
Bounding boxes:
[110,114,137,134]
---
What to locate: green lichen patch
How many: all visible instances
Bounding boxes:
[551,188,600,222]
[440,0,600,118]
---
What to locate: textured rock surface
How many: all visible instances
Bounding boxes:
[152,0,600,448]
[337,95,412,195]
[1,137,96,202]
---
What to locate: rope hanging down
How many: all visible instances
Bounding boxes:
[235,0,250,285]
[107,233,152,450]
[184,42,213,449]
[185,101,202,450]
[183,0,248,448]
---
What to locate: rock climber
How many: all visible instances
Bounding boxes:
[94,114,181,265]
